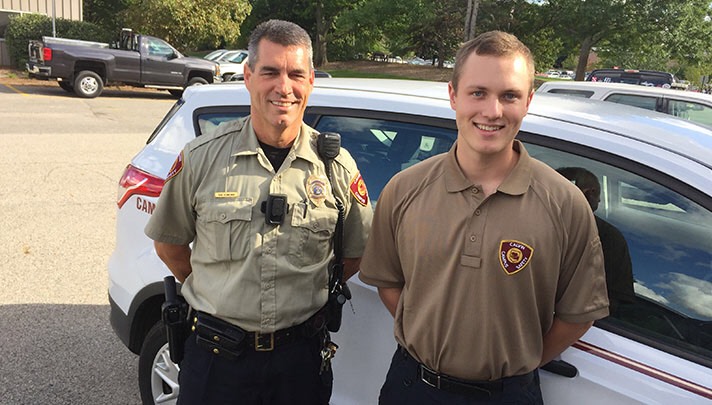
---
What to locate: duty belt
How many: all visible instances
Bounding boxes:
[194,310,328,359]
[399,346,536,399]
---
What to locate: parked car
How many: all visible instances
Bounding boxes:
[109,79,712,404]
[214,49,249,81]
[537,80,712,128]
[585,68,675,88]
[26,28,220,98]
[203,49,231,61]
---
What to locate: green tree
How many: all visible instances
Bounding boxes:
[84,0,130,32]
[120,0,251,51]
[539,0,712,80]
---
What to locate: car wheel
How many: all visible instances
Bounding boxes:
[138,321,180,405]
[222,74,233,82]
[58,81,73,93]
[168,89,184,98]
[73,70,103,98]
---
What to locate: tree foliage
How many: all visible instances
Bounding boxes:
[120,0,251,51]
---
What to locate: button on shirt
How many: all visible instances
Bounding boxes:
[146,117,372,332]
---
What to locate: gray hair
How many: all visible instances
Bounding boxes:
[247,19,313,71]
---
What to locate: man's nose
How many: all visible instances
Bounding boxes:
[276,74,293,95]
[481,96,503,118]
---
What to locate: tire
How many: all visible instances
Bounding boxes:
[139,321,180,405]
[58,81,73,93]
[222,74,233,82]
[187,77,208,87]
[168,89,184,98]
[73,70,103,98]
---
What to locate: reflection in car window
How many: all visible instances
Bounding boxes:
[546,89,595,98]
[605,94,659,111]
[668,99,712,127]
[147,38,175,58]
[525,141,712,364]
[313,116,456,202]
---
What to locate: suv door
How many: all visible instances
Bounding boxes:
[520,133,712,404]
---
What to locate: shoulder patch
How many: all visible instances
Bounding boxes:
[165,151,184,182]
[349,171,369,206]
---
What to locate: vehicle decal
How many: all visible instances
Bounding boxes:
[574,340,712,399]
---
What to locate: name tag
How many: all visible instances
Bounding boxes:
[214,192,239,198]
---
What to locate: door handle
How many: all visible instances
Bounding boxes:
[540,359,578,378]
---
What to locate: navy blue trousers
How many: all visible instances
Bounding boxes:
[177,331,332,405]
[379,347,543,404]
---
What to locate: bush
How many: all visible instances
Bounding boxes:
[5,14,112,69]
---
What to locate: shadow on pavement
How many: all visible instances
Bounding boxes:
[0,82,177,100]
[0,304,141,404]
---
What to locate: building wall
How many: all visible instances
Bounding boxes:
[0,0,83,66]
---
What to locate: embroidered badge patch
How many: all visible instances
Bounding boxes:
[499,240,534,275]
[307,175,328,207]
[165,151,184,182]
[349,171,369,206]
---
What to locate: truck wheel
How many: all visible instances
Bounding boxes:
[139,321,180,405]
[168,90,184,98]
[222,74,233,82]
[58,81,74,93]
[187,77,208,87]
[74,71,103,98]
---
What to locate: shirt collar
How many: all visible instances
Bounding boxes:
[232,118,321,164]
[444,139,532,195]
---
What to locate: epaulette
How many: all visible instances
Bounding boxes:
[187,117,247,152]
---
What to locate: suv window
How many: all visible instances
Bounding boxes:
[313,115,457,201]
[545,89,595,98]
[587,69,674,88]
[668,99,712,127]
[605,94,659,111]
[524,138,712,367]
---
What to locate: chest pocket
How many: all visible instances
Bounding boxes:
[288,203,337,267]
[201,199,253,262]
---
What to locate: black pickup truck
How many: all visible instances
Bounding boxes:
[26,29,220,98]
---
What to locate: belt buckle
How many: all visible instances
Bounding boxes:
[420,366,441,389]
[255,332,275,351]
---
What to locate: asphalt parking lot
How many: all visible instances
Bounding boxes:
[0,81,176,404]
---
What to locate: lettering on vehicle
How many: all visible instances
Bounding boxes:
[136,197,155,215]
[499,240,534,275]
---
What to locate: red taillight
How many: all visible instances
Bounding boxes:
[117,164,165,208]
[42,47,52,61]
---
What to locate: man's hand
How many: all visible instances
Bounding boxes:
[154,242,192,283]
[540,318,593,366]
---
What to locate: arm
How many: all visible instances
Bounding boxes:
[343,257,361,281]
[378,287,402,317]
[540,317,593,366]
[154,241,192,283]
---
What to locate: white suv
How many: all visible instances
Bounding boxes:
[109,79,712,404]
[537,80,712,128]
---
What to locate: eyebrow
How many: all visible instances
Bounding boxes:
[259,65,309,75]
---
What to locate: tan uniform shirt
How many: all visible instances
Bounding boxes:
[146,117,373,332]
[359,140,609,381]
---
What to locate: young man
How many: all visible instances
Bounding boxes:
[359,31,609,404]
[145,20,372,404]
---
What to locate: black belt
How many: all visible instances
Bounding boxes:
[194,310,327,357]
[399,346,536,398]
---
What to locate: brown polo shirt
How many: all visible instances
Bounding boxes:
[359,140,609,381]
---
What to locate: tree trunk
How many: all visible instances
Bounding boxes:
[575,36,594,81]
[464,0,480,41]
[314,1,328,67]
